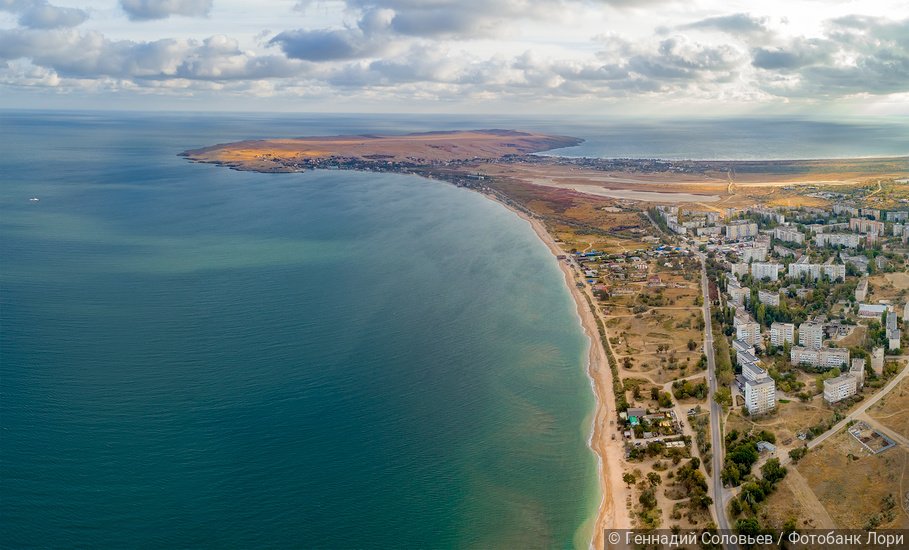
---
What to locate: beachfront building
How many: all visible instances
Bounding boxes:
[758,289,780,307]
[814,233,862,249]
[744,377,776,415]
[773,226,804,245]
[823,374,858,404]
[798,320,825,350]
[855,277,869,302]
[787,256,846,282]
[726,221,759,241]
[791,346,849,369]
[751,262,781,281]
[770,322,795,347]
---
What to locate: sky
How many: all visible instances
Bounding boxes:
[1,0,908,115]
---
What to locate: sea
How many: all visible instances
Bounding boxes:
[1,111,907,549]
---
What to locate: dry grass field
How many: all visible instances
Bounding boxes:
[868,376,909,439]
[797,428,909,529]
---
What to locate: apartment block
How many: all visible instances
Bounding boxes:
[773,226,804,244]
[770,322,795,346]
[823,374,857,404]
[751,262,781,281]
[791,346,849,369]
[745,377,776,415]
[798,321,825,350]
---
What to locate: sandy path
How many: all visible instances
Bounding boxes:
[486,194,630,549]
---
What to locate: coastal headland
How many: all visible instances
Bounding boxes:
[183,130,909,548]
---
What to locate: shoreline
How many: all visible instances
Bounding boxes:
[479,191,630,549]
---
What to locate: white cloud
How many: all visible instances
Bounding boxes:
[119,0,213,21]
[0,0,907,112]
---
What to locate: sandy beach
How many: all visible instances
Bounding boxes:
[485,193,630,549]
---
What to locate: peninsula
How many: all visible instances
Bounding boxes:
[184,130,909,547]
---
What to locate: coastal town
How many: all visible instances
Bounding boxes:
[564,198,909,536]
[184,131,909,544]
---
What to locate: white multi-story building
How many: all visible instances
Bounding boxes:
[787,256,846,282]
[774,244,796,257]
[751,262,781,281]
[736,321,762,347]
[758,289,780,307]
[855,277,868,302]
[886,211,908,222]
[850,358,865,389]
[860,208,881,220]
[823,374,857,404]
[833,204,859,217]
[790,347,849,369]
[730,263,749,277]
[741,245,769,263]
[728,279,749,306]
[726,221,759,240]
[798,321,825,350]
[871,347,884,375]
[770,322,795,346]
[850,217,885,236]
[887,311,902,350]
[773,226,804,245]
[745,377,776,415]
[741,360,766,382]
[814,233,862,248]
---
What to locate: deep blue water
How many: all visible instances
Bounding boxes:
[0,112,597,548]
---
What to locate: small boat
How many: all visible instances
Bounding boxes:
[29,197,39,202]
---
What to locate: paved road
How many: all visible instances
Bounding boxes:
[698,255,735,544]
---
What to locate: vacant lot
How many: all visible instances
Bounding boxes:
[797,428,909,529]
[868,376,909,439]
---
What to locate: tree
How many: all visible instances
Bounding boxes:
[639,488,657,509]
[647,472,662,486]
[623,472,636,486]
[687,339,698,351]
[762,458,787,484]
[650,387,660,401]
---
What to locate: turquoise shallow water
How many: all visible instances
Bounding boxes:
[0,112,597,548]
